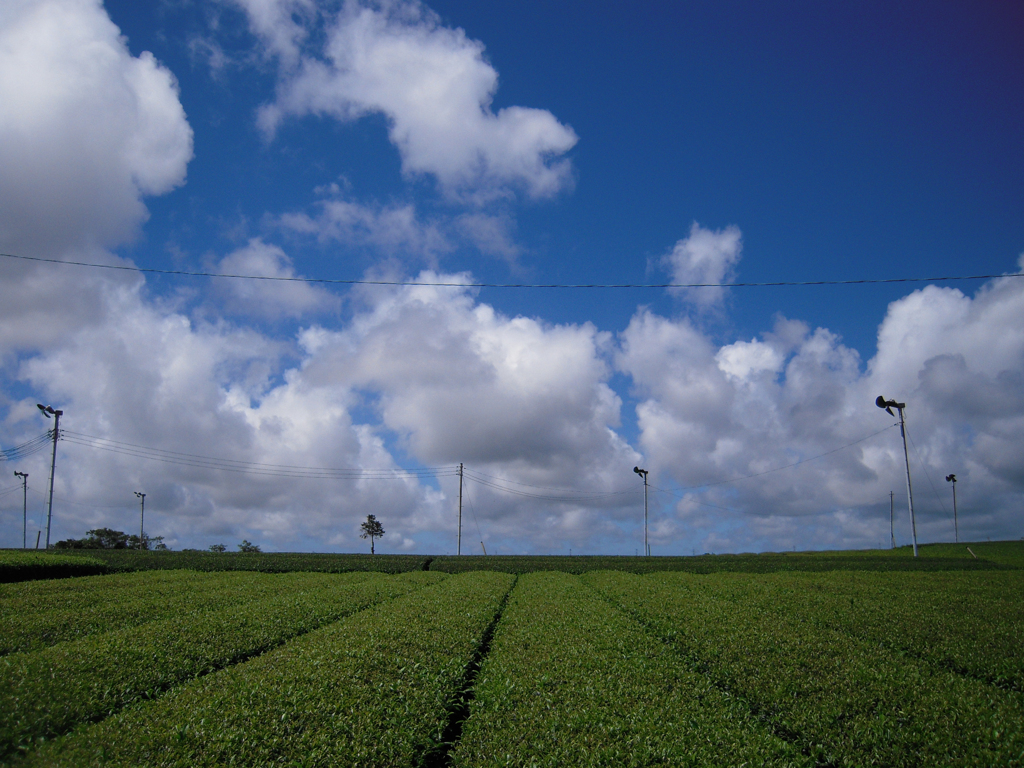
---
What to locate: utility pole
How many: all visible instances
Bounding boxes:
[457,463,463,556]
[634,466,649,556]
[134,492,146,549]
[876,397,917,557]
[889,491,895,549]
[946,474,958,543]
[14,472,28,549]
[37,404,63,549]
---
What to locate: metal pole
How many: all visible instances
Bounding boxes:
[884,493,892,552]
[634,466,649,556]
[135,492,146,549]
[897,406,918,557]
[644,473,649,556]
[15,472,28,549]
[457,463,463,556]
[44,410,61,549]
[952,479,958,543]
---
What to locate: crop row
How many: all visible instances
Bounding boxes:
[0,552,108,583]
[0,570,363,656]
[425,552,1005,575]
[56,549,432,574]
[50,545,1020,578]
[584,571,1024,766]
[451,571,808,767]
[0,571,443,760]
[736,570,1024,692]
[19,571,514,767]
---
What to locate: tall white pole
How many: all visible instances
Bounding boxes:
[897,406,918,557]
[457,463,463,556]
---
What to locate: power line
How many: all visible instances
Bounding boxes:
[0,431,54,462]
[61,430,459,481]
[4,251,1022,290]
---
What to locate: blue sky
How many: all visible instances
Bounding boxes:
[1,0,1022,554]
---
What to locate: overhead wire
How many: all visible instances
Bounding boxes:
[0,431,53,462]
[61,430,459,481]
[4,251,1022,290]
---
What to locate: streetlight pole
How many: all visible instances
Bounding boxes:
[945,474,958,543]
[36,404,63,549]
[889,490,894,550]
[134,492,146,549]
[876,396,917,557]
[14,472,28,549]
[634,466,649,556]
[457,463,463,556]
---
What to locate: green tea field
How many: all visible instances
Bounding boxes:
[1,548,1022,766]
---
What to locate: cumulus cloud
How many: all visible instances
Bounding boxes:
[296,276,641,547]
[1,264,642,553]
[3,275,437,551]
[213,239,339,319]
[662,222,742,309]
[455,212,521,262]
[280,197,451,258]
[234,0,577,200]
[279,193,525,265]
[617,263,1024,552]
[0,0,193,255]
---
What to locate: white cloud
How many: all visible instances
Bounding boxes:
[230,0,315,68]
[238,0,577,200]
[297,276,641,547]
[0,0,193,255]
[5,259,1022,553]
[1,265,641,553]
[4,275,437,551]
[716,339,785,381]
[662,222,743,309]
[279,194,526,265]
[214,239,339,319]
[280,197,451,258]
[617,265,1024,552]
[455,212,521,262]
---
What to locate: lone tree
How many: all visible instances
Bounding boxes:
[359,514,385,555]
[237,540,261,553]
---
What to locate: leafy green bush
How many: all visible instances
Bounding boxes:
[1,571,444,760]
[452,572,807,767]
[20,571,511,767]
[428,552,1005,575]
[585,570,1024,766]
[0,570,351,656]
[734,569,1024,693]
[57,549,431,574]
[0,551,108,583]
